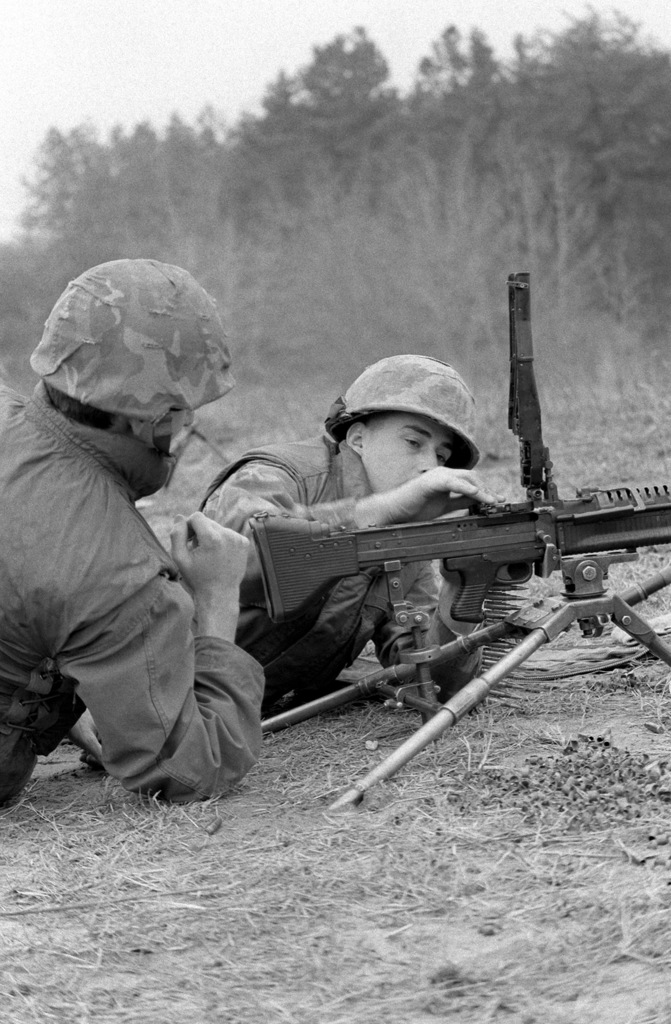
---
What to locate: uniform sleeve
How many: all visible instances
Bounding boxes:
[63,575,264,802]
[373,561,482,702]
[203,462,359,534]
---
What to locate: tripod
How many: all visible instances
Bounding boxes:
[263,554,671,810]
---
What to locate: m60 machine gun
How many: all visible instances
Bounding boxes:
[251,273,671,809]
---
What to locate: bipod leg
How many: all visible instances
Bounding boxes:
[329,625,550,811]
[262,664,415,733]
[263,620,513,734]
[620,564,671,608]
[611,594,671,668]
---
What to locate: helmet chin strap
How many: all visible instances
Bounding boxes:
[128,409,194,454]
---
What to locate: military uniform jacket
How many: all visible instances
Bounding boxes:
[0,384,263,801]
[202,433,479,707]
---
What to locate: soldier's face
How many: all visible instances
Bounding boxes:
[347,412,453,493]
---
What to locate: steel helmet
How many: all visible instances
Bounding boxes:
[325,354,479,468]
[30,259,234,420]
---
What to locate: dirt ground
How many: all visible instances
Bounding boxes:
[3,646,671,1024]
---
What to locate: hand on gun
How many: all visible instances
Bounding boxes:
[354,467,504,527]
[171,511,250,641]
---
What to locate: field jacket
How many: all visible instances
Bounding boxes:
[201,434,480,707]
[0,383,263,802]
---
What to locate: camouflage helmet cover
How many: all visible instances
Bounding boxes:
[325,354,480,469]
[30,259,234,420]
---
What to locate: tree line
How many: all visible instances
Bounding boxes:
[1,10,670,393]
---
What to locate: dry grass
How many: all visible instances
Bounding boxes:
[3,357,671,1023]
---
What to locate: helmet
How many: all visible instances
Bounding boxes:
[30,259,234,420]
[325,355,479,468]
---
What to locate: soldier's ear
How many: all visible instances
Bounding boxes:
[345,421,366,454]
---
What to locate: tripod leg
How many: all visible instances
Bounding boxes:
[329,626,550,810]
[611,594,671,667]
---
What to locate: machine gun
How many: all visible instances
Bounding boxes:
[250,272,671,809]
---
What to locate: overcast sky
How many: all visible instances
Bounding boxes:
[1,0,670,240]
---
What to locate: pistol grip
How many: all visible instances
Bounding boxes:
[448,562,499,623]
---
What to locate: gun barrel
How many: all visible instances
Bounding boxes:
[558,501,671,556]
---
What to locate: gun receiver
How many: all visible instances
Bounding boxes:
[250,486,671,623]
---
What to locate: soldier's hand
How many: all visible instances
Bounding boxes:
[408,467,503,520]
[170,512,250,640]
[68,709,104,769]
[355,467,503,526]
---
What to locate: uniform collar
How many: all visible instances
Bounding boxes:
[29,383,172,500]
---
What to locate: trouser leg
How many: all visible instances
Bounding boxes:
[0,728,37,806]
